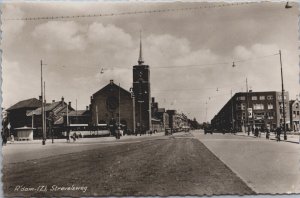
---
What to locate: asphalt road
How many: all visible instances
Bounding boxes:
[193,131,300,194]
[3,132,254,197]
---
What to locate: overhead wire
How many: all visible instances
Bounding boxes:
[3,1,258,21]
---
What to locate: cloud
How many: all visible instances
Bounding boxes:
[32,21,86,51]
[2,4,25,45]
[87,22,133,50]
[2,59,40,108]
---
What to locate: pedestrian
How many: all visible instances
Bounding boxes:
[255,127,259,137]
[266,128,270,139]
[276,127,281,142]
[10,134,14,143]
[2,132,7,146]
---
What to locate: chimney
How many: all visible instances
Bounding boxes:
[39,95,42,101]
[86,106,89,110]
[110,79,114,84]
[68,102,71,107]
[152,97,155,103]
[52,100,55,103]
[61,96,64,102]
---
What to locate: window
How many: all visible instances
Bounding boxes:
[296,103,299,108]
[254,112,264,120]
[297,111,300,115]
[236,103,246,110]
[278,95,287,100]
[241,103,246,110]
[252,96,257,100]
[279,102,287,109]
[267,103,273,109]
[236,96,245,101]
[267,95,274,100]
[253,103,264,110]
[266,112,274,119]
[259,96,265,100]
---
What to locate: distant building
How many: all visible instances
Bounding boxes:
[211,91,290,132]
[65,108,91,126]
[27,97,74,137]
[90,80,134,132]
[289,99,300,131]
[151,98,169,132]
[6,97,42,130]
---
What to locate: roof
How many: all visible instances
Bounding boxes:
[7,98,42,111]
[68,110,90,117]
[93,81,131,97]
[27,101,73,116]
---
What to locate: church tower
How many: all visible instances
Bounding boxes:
[132,32,151,132]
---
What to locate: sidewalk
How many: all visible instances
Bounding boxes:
[236,132,300,144]
[5,132,165,145]
[192,131,300,194]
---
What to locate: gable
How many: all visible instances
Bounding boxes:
[93,82,131,98]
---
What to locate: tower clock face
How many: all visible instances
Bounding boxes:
[106,96,118,112]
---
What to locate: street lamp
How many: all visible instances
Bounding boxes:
[130,87,136,135]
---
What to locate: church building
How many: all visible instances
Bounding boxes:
[90,80,134,132]
[90,34,151,134]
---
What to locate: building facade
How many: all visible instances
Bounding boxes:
[289,99,300,131]
[211,91,290,132]
[7,97,42,131]
[90,80,134,132]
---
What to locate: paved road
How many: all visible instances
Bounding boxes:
[3,132,253,197]
[2,133,166,164]
[192,130,300,194]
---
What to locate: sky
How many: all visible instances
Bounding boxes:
[1,1,299,123]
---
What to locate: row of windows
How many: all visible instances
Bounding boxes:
[293,111,300,116]
[236,111,275,120]
[236,95,274,101]
[236,95,288,101]
[236,103,274,110]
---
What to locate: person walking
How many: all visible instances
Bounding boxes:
[10,134,14,143]
[255,127,259,137]
[266,128,270,139]
[276,127,281,142]
[2,132,7,146]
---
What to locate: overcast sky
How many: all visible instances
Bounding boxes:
[1,1,299,123]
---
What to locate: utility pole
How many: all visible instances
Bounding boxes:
[119,83,121,127]
[231,90,234,132]
[279,50,287,140]
[246,78,250,135]
[76,99,77,124]
[44,81,46,142]
[205,101,208,123]
[40,60,47,145]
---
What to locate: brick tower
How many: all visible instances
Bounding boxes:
[132,32,151,132]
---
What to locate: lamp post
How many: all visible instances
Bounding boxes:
[279,50,287,140]
[130,87,136,135]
